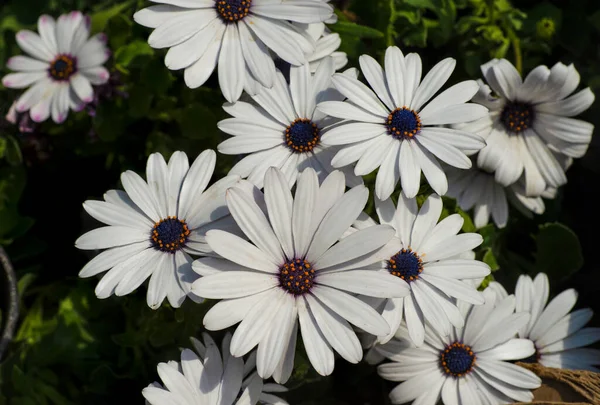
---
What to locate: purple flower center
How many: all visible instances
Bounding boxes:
[215,0,252,22]
[49,54,77,81]
[386,107,421,139]
[387,248,423,283]
[500,101,535,134]
[440,342,476,377]
[285,119,320,153]
[279,258,316,295]
[151,216,190,253]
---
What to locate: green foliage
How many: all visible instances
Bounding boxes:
[0,0,598,403]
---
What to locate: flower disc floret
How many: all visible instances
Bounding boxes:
[440,342,476,377]
[387,248,423,282]
[151,216,190,253]
[386,107,421,139]
[216,0,252,23]
[285,119,320,153]
[49,54,77,81]
[500,101,535,134]
[279,258,315,296]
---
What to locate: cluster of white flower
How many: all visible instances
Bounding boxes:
[4,2,598,405]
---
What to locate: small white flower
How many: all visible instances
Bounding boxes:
[446,151,573,228]
[133,0,334,102]
[461,59,595,196]
[376,288,541,405]
[354,193,490,346]
[491,273,600,372]
[296,22,347,72]
[317,45,488,200]
[192,167,409,382]
[143,333,289,405]
[217,59,361,188]
[2,12,110,123]
[75,150,242,309]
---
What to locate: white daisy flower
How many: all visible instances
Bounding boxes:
[354,193,490,346]
[462,59,595,196]
[296,22,347,72]
[217,58,361,188]
[191,167,410,382]
[1,12,110,124]
[446,151,573,228]
[133,0,334,102]
[317,46,488,200]
[75,150,242,309]
[377,288,542,405]
[491,273,600,372]
[143,332,289,405]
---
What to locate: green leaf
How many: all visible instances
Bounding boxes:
[535,223,584,281]
[90,1,134,34]
[331,21,384,39]
[114,40,154,68]
[482,248,499,271]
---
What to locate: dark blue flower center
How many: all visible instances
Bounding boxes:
[48,54,76,81]
[215,0,252,22]
[386,107,421,139]
[285,119,320,153]
[151,216,190,253]
[387,248,423,282]
[279,258,316,296]
[501,101,535,134]
[440,342,476,377]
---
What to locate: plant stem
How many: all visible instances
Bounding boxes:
[387,0,397,47]
[0,245,19,361]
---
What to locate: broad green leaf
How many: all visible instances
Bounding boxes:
[535,223,583,281]
[331,21,385,39]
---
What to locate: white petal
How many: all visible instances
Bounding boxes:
[317,100,383,124]
[292,168,319,258]
[15,30,54,61]
[218,23,245,103]
[6,55,48,72]
[423,260,490,280]
[306,185,368,263]
[257,296,296,379]
[202,292,268,330]
[230,288,286,356]
[192,271,277,299]
[331,73,389,117]
[478,338,535,361]
[529,288,578,341]
[317,270,409,299]
[205,230,279,273]
[82,200,152,230]
[420,274,484,305]
[472,312,530,352]
[237,21,275,88]
[314,225,395,270]
[399,140,421,199]
[384,46,405,108]
[78,242,150,278]
[305,294,362,364]
[251,2,333,24]
[416,134,471,169]
[244,15,307,66]
[410,58,456,111]
[297,297,335,376]
[121,170,161,222]
[359,54,395,110]
[311,285,390,336]
[409,194,442,251]
[75,226,149,250]
[183,29,223,88]
[375,140,401,201]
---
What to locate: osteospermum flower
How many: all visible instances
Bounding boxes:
[354,193,490,346]
[490,273,600,372]
[317,46,488,200]
[133,0,334,102]
[2,12,110,123]
[75,150,242,309]
[217,59,361,188]
[377,288,541,405]
[192,167,409,382]
[143,333,288,405]
[446,150,573,228]
[462,59,594,196]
